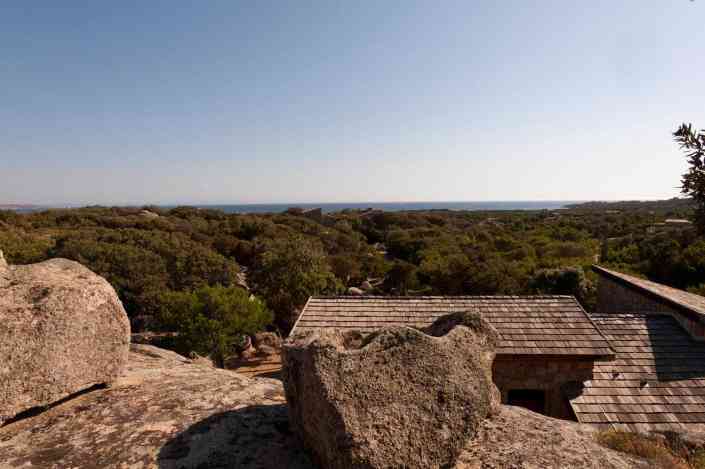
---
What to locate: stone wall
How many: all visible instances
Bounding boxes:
[596,275,705,340]
[493,357,595,420]
[596,275,677,314]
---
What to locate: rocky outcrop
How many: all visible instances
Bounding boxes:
[0,344,313,469]
[226,332,284,379]
[0,257,130,424]
[130,331,178,346]
[140,210,160,219]
[0,343,646,468]
[346,286,364,296]
[254,331,282,350]
[254,331,282,357]
[282,311,501,469]
[457,405,646,468]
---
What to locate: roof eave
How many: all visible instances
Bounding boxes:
[495,352,615,360]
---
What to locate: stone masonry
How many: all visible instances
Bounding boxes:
[493,357,595,420]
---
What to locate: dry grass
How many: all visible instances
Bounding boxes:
[690,450,705,469]
[596,430,691,469]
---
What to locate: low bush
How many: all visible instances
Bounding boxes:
[596,430,694,469]
[156,285,273,367]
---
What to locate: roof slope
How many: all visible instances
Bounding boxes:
[295,296,613,357]
[593,265,705,319]
[572,313,705,432]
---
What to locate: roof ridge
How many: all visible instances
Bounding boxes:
[308,295,576,300]
[574,298,616,357]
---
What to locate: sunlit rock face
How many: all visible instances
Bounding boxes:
[0,256,130,424]
[282,311,501,469]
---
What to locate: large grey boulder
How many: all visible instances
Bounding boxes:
[0,255,131,424]
[282,311,500,469]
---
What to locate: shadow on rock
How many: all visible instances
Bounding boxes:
[157,404,316,469]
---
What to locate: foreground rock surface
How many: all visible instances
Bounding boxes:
[0,344,313,468]
[457,405,646,469]
[0,344,645,468]
[0,256,130,424]
[282,312,501,469]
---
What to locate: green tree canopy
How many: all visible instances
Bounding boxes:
[156,285,272,367]
[530,267,593,305]
[383,260,420,295]
[250,235,340,331]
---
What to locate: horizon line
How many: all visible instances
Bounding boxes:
[2,197,687,209]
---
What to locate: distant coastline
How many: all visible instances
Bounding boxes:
[0,201,582,214]
[4,199,690,215]
[0,204,40,209]
[0,204,42,213]
[186,201,582,214]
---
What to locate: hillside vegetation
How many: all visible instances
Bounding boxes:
[0,199,702,358]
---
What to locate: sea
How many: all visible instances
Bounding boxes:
[193,201,582,214]
[7,201,584,214]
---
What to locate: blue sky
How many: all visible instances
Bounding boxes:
[2,1,704,205]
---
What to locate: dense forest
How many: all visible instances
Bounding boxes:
[1,196,703,362]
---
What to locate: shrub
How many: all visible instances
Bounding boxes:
[530,266,593,305]
[0,230,52,264]
[550,241,591,259]
[596,430,689,469]
[329,254,362,285]
[156,285,272,367]
[692,450,705,469]
[383,260,420,295]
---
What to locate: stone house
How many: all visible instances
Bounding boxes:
[291,296,614,420]
[293,272,705,431]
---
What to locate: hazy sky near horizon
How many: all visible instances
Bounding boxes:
[2,1,704,205]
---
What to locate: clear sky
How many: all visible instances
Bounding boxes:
[2,1,704,205]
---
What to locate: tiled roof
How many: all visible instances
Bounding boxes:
[294,296,614,357]
[593,265,705,319]
[572,313,705,432]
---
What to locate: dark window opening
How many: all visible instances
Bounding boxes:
[562,398,579,421]
[560,381,583,421]
[507,389,546,414]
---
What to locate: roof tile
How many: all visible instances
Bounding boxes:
[572,313,705,431]
[294,296,613,357]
